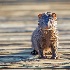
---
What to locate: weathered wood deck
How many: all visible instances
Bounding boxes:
[0,1,70,69]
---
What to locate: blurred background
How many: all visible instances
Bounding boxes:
[0,0,70,69]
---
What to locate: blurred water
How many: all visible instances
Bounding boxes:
[0,0,70,4]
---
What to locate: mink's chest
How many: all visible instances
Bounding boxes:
[39,29,57,55]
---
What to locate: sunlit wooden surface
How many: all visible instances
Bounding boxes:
[0,1,70,69]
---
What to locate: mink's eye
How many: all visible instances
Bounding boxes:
[38,23,40,25]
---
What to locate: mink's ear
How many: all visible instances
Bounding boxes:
[38,14,42,18]
[52,13,57,17]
